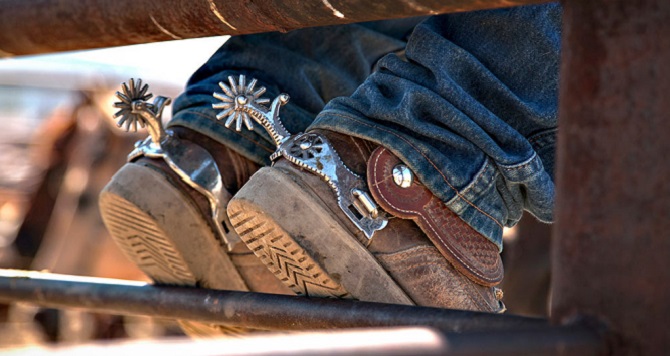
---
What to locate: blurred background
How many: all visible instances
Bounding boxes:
[0,37,228,346]
[0,35,553,349]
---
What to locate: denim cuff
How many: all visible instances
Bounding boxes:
[311,109,555,251]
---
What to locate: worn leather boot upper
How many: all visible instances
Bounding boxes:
[135,126,292,295]
[309,129,504,312]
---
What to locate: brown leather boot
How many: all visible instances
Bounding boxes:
[228,130,505,312]
[100,80,293,336]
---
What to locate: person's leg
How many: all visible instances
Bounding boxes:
[169,18,423,166]
[226,3,560,311]
[311,3,561,248]
[99,19,420,335]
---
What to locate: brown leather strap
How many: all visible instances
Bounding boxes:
[367,147,503,287]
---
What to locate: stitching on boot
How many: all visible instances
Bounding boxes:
[371,151,498,283]
[332,112,503,228]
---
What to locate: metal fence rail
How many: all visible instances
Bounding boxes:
[0,0,549,57]
[551,0,670,354]
[0,270,543,332]
[0,270,605,355]
[0,0,668,354]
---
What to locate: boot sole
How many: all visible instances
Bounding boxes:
[228,167,414,305]
[99,162,248,335]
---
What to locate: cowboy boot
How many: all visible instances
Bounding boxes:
[99,79,292,336]
[216,76,505,312]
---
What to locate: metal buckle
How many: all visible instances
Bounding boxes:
[212,75,387,240]
[113,79,238,250]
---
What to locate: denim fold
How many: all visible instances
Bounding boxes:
[169,4,561,249]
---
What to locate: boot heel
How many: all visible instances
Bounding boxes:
[228,167,413,305]
[100,162,249,336]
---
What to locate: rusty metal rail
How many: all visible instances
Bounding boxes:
[1,0,668,354]
[0,0,549,57]
[551,0,670,354]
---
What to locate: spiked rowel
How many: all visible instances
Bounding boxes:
[101,79,291,337]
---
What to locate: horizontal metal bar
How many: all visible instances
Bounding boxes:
[3,326,606,356]
[0,0,549,57]
[0,270,543,332]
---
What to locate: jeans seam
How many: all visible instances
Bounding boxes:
[458,158,491,197]
[327,112,503,228]
[498,152,538,171]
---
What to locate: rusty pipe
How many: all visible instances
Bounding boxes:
[0,0,549,57]
[551,0,670,354]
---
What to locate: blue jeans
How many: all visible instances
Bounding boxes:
[170,3,561,250]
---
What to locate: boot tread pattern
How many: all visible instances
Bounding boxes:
[101,192,252,335]
[228,205,351,299]
[100,193,196,284]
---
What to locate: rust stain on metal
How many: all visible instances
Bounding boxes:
[0,0,550,57]
[551,0,670,354]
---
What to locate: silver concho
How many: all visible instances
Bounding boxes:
[213,75,388,241]
[392,164,414,188]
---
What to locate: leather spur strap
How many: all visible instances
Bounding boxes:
[367,147,503,287]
